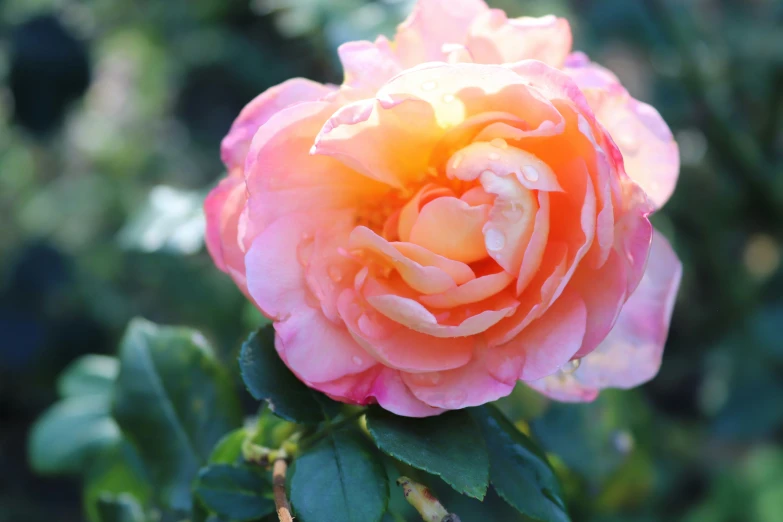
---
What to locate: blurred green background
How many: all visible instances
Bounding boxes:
[1,0,782,521]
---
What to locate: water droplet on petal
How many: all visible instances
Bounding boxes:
[489,152,501,161]
[451,153,464,170]
[485,228,506,251]
[521,165,540,182]
[490,138,508,149]
[561,358,581,374]
[328,266,343,283]
[352,355,363,366]
[442,93,455,103]
[429,372,442,384]
[421,80,438,92]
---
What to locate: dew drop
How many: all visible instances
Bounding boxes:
[328,266,343,283]
[521,165,540,182]
[442,93,456,103]
[485,228,506,251]
[561,358,581,374]
[429,372,442,385]
[490,138,508,149]
[489,152,501,161]
[421,80,438,91]
[352,355,363,366]
[451,153,464,170]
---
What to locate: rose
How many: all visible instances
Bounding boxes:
[205,0,682,416]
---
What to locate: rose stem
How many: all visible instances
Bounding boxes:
[273,458,294,522]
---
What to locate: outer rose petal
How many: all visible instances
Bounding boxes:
[245,214,375,384]
[486,289,587,384]
[204,174,246,281]
[394,0,489,66]
[314,367,445,417]
[565,53,679,209]
[403,349,516,410]
[467,11,572,68]
[337,37,402,98]
[221,79,334,171]
[529,230,682,401]
[244,101,387,233]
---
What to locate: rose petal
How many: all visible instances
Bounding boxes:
[221,79,334,171]
[394,0,489,66]
[337,288,475,372]
[204,174,245,279]
[486,288,587,384]
[467,11,572,67]
[338,37,402,98]
[367,292,517,338]
[565,53,679,209]
[349,226,473,294]
[410,196,491,263]
[570,250,629,359]
[420,270,514,308]
[275,305,375,383]
[529,230,682,400]
[398,184,455,242]
[312,96,442,188]
[244,101,387,232]
[402,344,515,409]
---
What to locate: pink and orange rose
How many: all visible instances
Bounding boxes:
[205,0,682,416]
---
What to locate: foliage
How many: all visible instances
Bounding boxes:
[28,323,571,522]
[3,0,783,521]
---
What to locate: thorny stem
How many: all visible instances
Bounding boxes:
[273,459,294,522]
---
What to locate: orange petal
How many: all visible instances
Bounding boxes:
[409,197,490,263]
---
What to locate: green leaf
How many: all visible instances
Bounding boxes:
[209,427,249,465]
[431,483,532,522]
[366,408,489,499]
[96,494,147,522]
[473,405,570,522]
[29,395,121,474]
[58,354,119,399]
[112,318,242,511]
[239,326,340,424]
[289,429,389,522]
[195,464,275,521]
[83,441,151,522]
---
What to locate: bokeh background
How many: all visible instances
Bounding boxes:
[1,0,782,521]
